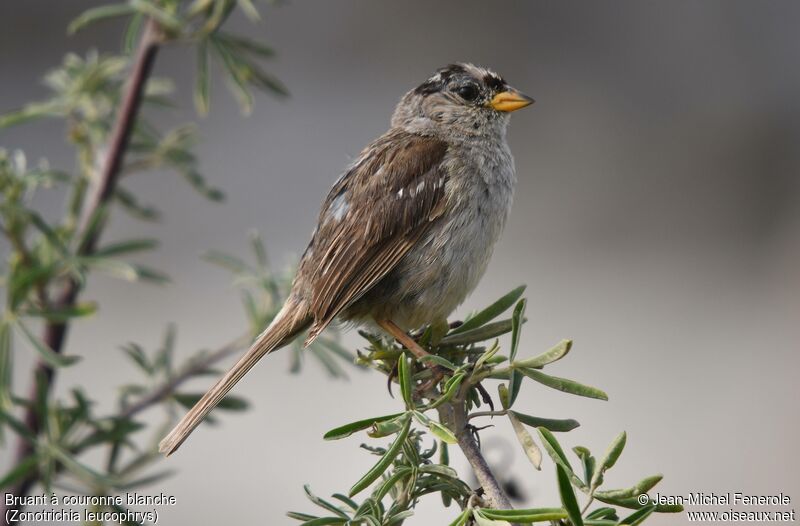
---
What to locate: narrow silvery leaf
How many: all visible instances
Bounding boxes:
[449,285,526,334]
[478,508,567,522]
[520,368,608,401]
[195,39,211,115]
[507,369,523,407]
[303,485,349,519]
[446,509,471,526]
[68,4,137,34]
[398,353,414,409]
[509,298,526,363]
[594,494,683,513]
[0,322,12,412]
[508,411,542,470]
[497,383,510,409]
[349,416,411,496]
[537,427,586,490]
[236,0,261,21]
[426,373,464,410]
[419,354,457,370]
[428,421,458,444]
[439,319,515,346]
[594,473,662,499]
[591,431,627,489]
[15,321,80,367]
[95,238,158,257]
[475,339,501,371]
[557,464,584,526]
[573,446,595,486]
[369,414,411,438]
[0,455,38,487]
[514,339,572,368]
[123,13,143,54]
[473,510,512,526]
[617,504,656,525]
[511,411,580,433]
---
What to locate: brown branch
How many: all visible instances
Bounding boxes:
[3,18,163,522]
[437,386,515,514]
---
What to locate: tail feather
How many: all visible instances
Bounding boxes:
[159,299,310,456]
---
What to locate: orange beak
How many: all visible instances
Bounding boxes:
[489,89,535,112]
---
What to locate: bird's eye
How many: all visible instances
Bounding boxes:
[455,84,480,102]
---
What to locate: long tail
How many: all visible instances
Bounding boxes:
[159,298,310,456]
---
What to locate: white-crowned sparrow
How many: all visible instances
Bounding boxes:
[159,63,533,455]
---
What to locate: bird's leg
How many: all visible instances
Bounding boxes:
[376,319,446,395]
[377,319,432,361]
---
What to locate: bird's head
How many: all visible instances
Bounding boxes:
[391,63,534,139]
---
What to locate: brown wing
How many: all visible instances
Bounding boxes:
[300,129,449,343]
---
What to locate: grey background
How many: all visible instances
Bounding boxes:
[1,1,799,524]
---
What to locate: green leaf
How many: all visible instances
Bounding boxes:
[129,0,182,30]
[203,250,252,275]
[474,339,501,371]
[0,322,12,414]
[49,444,119,487]
[236,0,261,21]
[617,504,656,525]
[22,302,98,322]
[0,455,37,487]
[123,13,144,54]
[220,32,275,57]
[426,372,464,410]
[510,411,580,432]
[323,413,405,440]
[537,427,586,489]
[427,420,458,445]
[174,393,249,411]
[508,411,542,470]
[514,339,572,368]
[439,319,515,346]
[210,35,254,113]
[195,39,211,115]
[15,321,80,367]
[349,415,411,496]
[473,510,511,526]
[0,101,61,129]
[368,413,411,438]
[593,494,683,513]
[519,368,608,401]
[591,431,627,489]
[557,464,584,526]
[374,466,411,501]
[573,446,596,486]
[509,298,526,363]
[121,343,152,375]
[507,369,523,407]
[68,4,137,34]
[419,354,457,370]
[446,509,471,526]
[595,474,663,500]
[478,508,568,522]
[95,238,158,257]
[398,353,413,409]
[303,485,349,519]
[498,383,510,409]
[449,285,526,334]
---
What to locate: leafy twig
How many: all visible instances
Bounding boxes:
[5,17,163,516]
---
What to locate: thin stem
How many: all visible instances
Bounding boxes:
[3,18,163,519]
